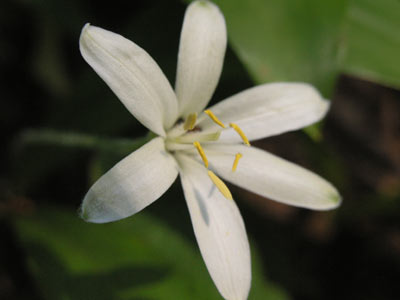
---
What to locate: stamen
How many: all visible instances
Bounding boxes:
[183,113,197,131]
[193,141,209,168]
[204,110,226,128]
[232,153,243,172]
[229,123,250,146]
[207,170,233,200]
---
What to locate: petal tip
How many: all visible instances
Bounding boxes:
[78,192,111,224]
[82,22,91,30]
[319,190,342,211]
[190,0,224,23]
[79,23,92,53]
[80,23,91,39]
[192,0,217,8]
[78,204,90,222]
[78,194,98,223]
[329,191,342,209]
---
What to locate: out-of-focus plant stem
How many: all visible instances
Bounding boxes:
[17,129,154,155]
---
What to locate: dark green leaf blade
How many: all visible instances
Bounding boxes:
[342,0,400,88]
[15,206,289,300]
[213,0,347,96]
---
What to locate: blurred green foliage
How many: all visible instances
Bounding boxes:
[343,0,400,88]
[15,207,288,300]
[211,0,400,94]
[213,0,347,96]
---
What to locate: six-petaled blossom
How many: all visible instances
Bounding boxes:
[79,1,341,299]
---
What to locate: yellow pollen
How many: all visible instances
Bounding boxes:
[207,170,233,200]
[204,110,226,128]
[193,141,208,168]
[229,123,250,146]
[183,113,197,131]
[232,153,243,172]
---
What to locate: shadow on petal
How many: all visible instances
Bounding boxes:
[194,188,210,225]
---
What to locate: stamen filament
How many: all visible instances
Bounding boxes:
[207,170,233,200]
[204,110,226,128]
[183,113,197,131]
[229,123,250,146]
[193,141,209,168]
[232,153,243,172]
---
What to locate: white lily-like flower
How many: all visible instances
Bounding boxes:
[79,1,341,299]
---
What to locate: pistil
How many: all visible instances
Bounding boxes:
[170,110,250,201]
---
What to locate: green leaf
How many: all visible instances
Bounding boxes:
[342,0,400,88]
[207,0,400,91]
[212,0,347,96]
[14,206,289,300]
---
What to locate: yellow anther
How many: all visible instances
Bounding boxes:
[204,110,226,128]
[193,141,209,168]
[183,113,197,131]
[232,153,243,172]
[207,170,233,200]
[229,123,250,146]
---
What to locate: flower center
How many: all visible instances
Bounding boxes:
[166,109,250,200]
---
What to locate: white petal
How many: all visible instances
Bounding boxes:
[175,1,227,116]
[204,144,341,210]
[81,137,178,223]
[198,83,330,142]
[176,154,251,300]
[80,24,178,136]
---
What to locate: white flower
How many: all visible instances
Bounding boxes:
[79,1,341,299]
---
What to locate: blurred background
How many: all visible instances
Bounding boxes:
[1,0,400,299]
